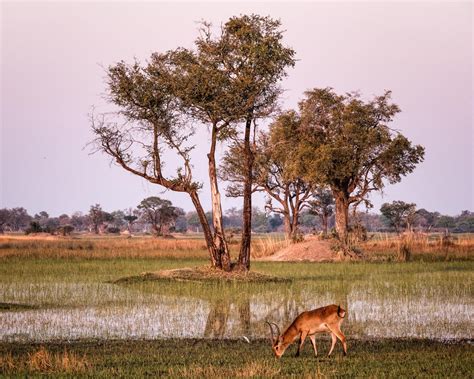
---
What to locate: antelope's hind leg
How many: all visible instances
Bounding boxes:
[333,328,347,356]
[327,332,337,356]
[309,334,318,357]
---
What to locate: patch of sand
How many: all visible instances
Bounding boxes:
[258,237,337,262]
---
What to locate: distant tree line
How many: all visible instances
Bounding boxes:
[0,198,472,235]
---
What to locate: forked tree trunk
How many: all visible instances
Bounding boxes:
[208,125,231,271]
[189,190,221,269]
[334,191,350,249]
[290,209,300,242]
[237,116,253,271]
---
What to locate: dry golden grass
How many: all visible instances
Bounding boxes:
[361,232,474,260]
[0,235,210,259]
[1,233,472,262]
[0,234,287,260]
[0,352,15,372]
[251,235,291,258]
[0,346,90,374]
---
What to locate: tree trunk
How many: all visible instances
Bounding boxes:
[283,215,293,240]
[322,213,328,238]
[334,191,350,248]
[290,208,300,242]
[237,116,253,271]
[208,125,231,271]
[152,223,161,237]
[282,203,293,240]
[189,190,221,269]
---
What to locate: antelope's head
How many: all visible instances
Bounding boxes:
[265,321,287,358]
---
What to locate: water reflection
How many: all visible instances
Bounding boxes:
[0,282,472,342]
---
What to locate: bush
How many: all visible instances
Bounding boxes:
[106,226,120,234]
[25,221,42,235]
[58,225,74,236]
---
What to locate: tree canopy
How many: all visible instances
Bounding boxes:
[294,88,425,252]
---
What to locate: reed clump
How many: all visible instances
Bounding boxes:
[252,235,290,258]
[0,346,90,374]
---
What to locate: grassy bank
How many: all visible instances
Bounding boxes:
[1,338,472,377]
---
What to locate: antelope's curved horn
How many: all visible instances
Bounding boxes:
[265,321,276,344]
[270,322,281,337]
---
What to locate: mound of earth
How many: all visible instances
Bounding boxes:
[259,237,337,262]
[114,266,289,284]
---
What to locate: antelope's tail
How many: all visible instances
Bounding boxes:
[337,305,346,318]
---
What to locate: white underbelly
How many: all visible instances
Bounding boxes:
[310,324,331,334]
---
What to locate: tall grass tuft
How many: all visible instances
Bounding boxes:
[24,346,90,373]
[252,235,290,258]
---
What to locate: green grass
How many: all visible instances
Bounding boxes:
[0,237,473,376]
[1,339,472,377]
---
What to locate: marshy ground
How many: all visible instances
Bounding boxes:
[0,234,473,377]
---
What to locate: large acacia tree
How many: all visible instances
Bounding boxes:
[213,15,296,270]
[91,14,294,271]
[297,88,425,255]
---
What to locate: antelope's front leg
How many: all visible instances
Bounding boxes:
[309,334,318,357]
[296,331,308,357]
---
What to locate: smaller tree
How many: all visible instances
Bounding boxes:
[58,214,71,227]
[138,197,181,236]
[58,225,75,236]
[88,204,105,234]
[414,208,440,231]
[123,208,139,234]
[0,209,10,234]
[8,207,31,231]
[109,210,126,230]
[71,212,88,232]
[221,111,313,242]
[297,88,425,255]
[380,201,417,233]
[308,188,335,238]
[25,221,42,235]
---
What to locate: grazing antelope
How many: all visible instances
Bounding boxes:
[266,304,347,358]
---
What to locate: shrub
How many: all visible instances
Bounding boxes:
[106,226,120,234]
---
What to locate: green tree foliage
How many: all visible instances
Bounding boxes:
[0,208,9,233]
[296,88,425,253]
[88,204,105,234]
[309,188,335,237]
[380,201,418,233]
[91,14,294,271]
[138,197,182,236]
[214,14,296,269]
[123,209,139,234]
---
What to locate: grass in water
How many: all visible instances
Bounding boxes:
[0,235,472,376]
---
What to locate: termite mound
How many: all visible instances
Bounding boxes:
[113,266,290,284]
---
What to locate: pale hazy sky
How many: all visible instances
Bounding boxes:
[1,1,473,216]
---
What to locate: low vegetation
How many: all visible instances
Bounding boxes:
[0,235,472,376]
[1,339,472,377]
